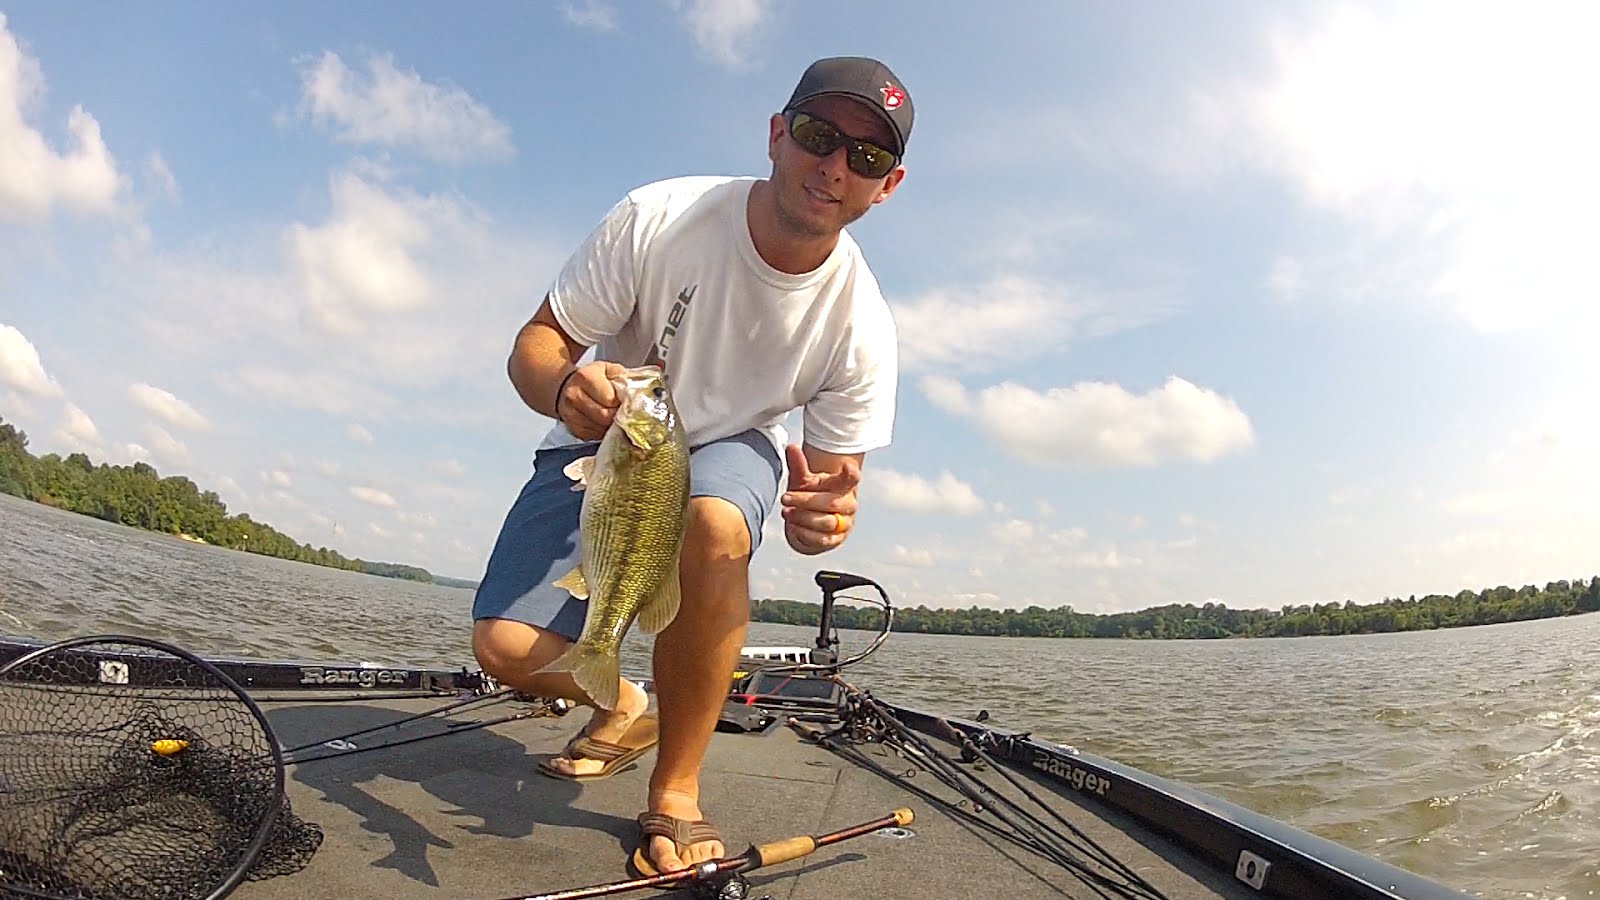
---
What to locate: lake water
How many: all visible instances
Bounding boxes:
[1,492,1594,899]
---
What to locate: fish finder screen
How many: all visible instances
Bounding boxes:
[748,672,840,699]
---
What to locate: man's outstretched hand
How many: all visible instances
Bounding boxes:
[780,443,861,555]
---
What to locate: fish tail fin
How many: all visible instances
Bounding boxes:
[541,642,621,711]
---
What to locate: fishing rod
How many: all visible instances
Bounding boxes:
[794,687,1169,900]
[502,807,914,900]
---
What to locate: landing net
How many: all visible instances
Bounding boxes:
[0,635,323,900]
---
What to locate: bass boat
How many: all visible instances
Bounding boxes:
[0,569,1473,900]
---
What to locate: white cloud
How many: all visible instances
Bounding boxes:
[129,253,296,353]
[295,50,512,162]
[561,0,619,31]
[93,160,560,440]
[57,402,99,446]
[207,474,248,512]
[287,171,436,334]
[889,545,936,568]
[262,469,293,489]
[989,518,1035,545]
[891,274,1158,374]
[346,424,373,443]
[869,468,987,515]
[272,169,557,391]
[128,383,209,431]
[1,390,30,420]
[142,424,189,467]
[1071,548,1139,570]
[0,324,61,397]
[397,510,437,528]
[0,13,125,223]
[673,0,771,68]
[349,485,397,508]
[143,152,178,200]
[989,518,1086,549]
[1236,3,1600,333]
[923,374,1255,470]
[228,366,398,418]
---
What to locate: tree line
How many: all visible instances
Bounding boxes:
[0,417,435,584]
[7,416,1596,637]
[754,576,1600,639]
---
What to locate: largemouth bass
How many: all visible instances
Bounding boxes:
[537,364,690,710]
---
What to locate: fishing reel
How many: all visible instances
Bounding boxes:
[690,872,767,900]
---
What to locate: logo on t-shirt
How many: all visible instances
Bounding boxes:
[643,284,697,376]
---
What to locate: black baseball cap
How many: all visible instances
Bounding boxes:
[783,56,914,157]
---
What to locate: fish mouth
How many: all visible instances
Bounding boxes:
[612,366,664,395]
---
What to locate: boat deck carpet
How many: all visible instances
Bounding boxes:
[224,694,1256,900]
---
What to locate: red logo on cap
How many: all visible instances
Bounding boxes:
[880,82,905,110]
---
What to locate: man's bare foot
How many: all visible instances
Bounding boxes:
[545,678,650,777]
[642,787,724,873]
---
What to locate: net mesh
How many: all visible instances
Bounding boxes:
[0,637,323,900]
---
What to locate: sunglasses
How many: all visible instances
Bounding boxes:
[783,110,900,179]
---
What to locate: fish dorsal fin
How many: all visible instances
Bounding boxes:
[563,455,597,491]
[552,564,590,601]
[636,556,682,635]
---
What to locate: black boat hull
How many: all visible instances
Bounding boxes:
[880,701,1469,900]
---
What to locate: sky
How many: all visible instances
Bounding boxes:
[2,1,1597,615]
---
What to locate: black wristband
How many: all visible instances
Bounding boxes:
[553,368,580,418]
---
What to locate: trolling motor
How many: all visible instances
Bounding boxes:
[725,570,894,722]
[809,569,886,666]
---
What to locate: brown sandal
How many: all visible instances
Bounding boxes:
[630,811,724,877]
[537,713,659,781]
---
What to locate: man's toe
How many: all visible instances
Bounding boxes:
[687,839,723,866]
[650,836,687,873]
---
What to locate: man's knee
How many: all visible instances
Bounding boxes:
[472,618,567,680]
[684,496,753,565]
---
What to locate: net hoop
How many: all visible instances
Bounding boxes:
[0,633,288,900]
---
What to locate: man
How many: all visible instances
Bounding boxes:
[470,56,912,876]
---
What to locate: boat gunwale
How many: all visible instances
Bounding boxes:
[876,699,1473,900]
[0,634,1474,899]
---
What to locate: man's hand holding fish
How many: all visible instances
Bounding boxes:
[553,360,626,442]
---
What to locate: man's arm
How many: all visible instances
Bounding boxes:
[508,294,588,420]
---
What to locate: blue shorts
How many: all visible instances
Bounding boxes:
[471,428,783,641]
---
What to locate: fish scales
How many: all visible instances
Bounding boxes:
[538,365,690,710]
[581,442,686,647]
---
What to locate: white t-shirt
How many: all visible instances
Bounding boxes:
[540,175,899,458]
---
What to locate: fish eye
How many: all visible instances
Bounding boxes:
[652,387,664,399]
